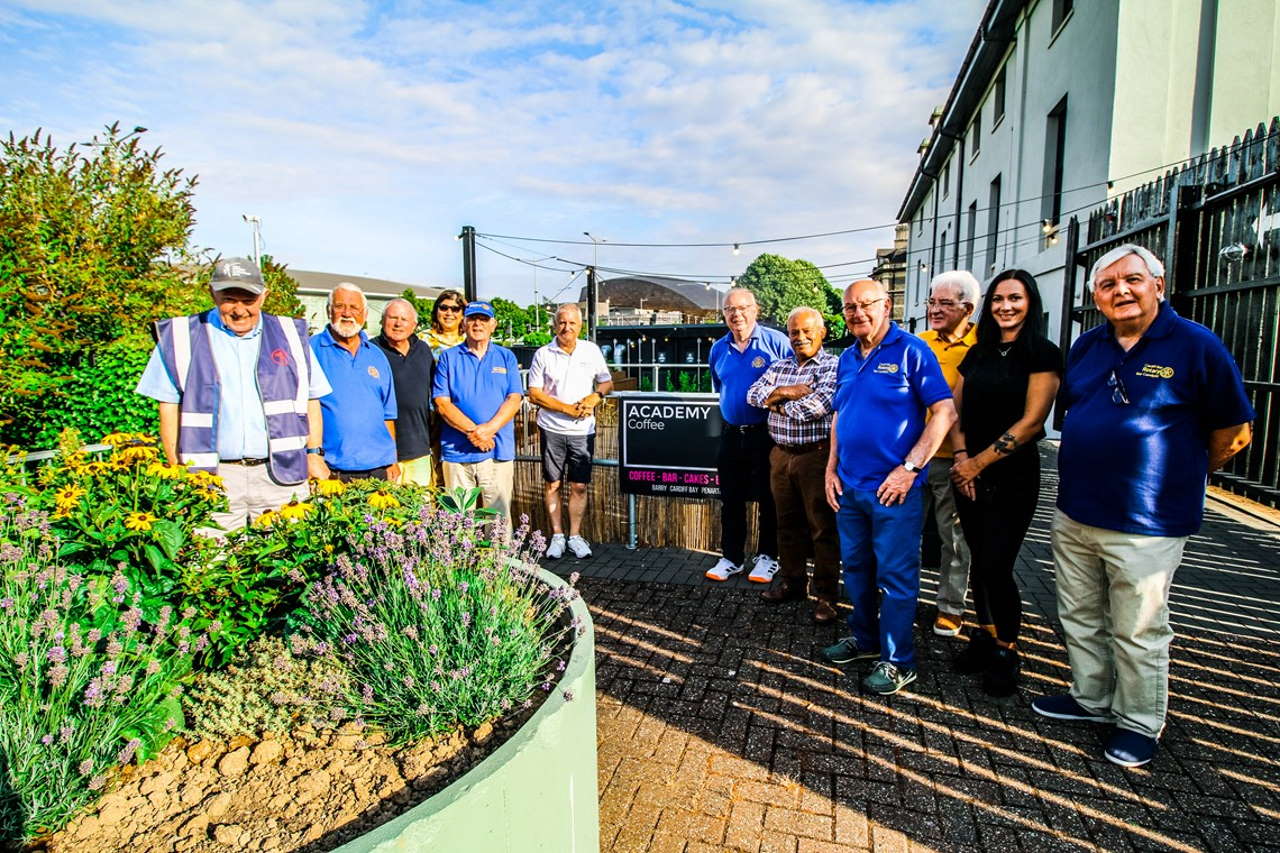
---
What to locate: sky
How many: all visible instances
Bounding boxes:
[0,0,985,304]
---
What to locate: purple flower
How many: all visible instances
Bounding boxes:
[540,681,552,691]
[83,679,103,707]
[88,775,105,791]
[555,659,566,672]
[110,570,128,603]
[78,760,93,776]
[0,597,12,610]
[47,645,66,664]
[461,611,472,627]
[41,734,53,745]
[60,724,73,743]
[458,581,469,594]
[122,608,142,633]
[49,664,69,688]
[117,738,140,764]
[361,683,374,703]
[428,644,439,657]
[14,652,28,670]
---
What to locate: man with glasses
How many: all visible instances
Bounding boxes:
[821,279,956,695]
[1032,244,1253,768]
[705,288,791,583]
[918,271,979,638]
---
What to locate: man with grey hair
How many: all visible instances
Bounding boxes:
[917,270,978,637]
[310,283,400,482]
[1032,244,1253,768]
[527,303,613,559]
[374,297,435,485]
[746,306,841,623]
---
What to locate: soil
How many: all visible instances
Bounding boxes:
[33,706,540,853]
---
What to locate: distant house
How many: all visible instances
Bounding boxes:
[897,0,1280,335]
[291,270,444,334]
[580,274,724,324]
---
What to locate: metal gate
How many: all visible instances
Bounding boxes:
[1059,117,1280,508]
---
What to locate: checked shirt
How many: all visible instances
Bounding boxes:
[745,349,838,447]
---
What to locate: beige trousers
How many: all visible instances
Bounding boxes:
[1051,509,1187,738]
[397,454,435,487]
[926,456,971,615]
[443,459,514,528]
[205,462,306,535]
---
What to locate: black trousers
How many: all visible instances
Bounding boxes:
[717,425,777,565]
[330,465,390,483]
[954,448,1040,644]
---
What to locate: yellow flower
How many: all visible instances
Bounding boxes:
[146,462,186,479]
[368,490,400,510]
[278,500,313,522]
[313,478,346,497]
[254,510,280,529]
[124,511,157,532]
[83,461,109,476]
[100,432,135,448]
[54,484,86,510]
[52,506,72,520]
[116,445,159,465]
[189,471,225,492]
[323,544,335,554]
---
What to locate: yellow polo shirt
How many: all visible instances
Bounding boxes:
[918,324,977,459]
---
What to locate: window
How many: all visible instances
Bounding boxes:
[993,65,1006,125]
[1052,0,1073,34]
[970,111,981,157]
[965,202,977,271]
[1041,95,1068,242]
[986,175,1001,272]
[941,161,951,199]
[917,211,924,236]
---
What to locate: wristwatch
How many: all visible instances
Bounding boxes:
[306,447,325,456]
[902,460,921,473]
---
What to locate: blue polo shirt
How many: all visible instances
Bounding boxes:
[1058,303,1254,537]
[432,342,523,463]
[832,323,951,491]
[310,327,398,471]
[709,324,792,426]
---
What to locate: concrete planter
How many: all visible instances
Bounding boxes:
[335,567,598,852]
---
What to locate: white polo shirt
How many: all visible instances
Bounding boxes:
[527,338,612,436]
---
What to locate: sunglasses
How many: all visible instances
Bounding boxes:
[1107,368,1130,405]
[437,304,462,313]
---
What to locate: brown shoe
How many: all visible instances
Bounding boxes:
[760,584,806,603]
[813,599,839,624]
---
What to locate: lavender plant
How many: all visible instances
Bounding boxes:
[299,506,578,744]
[0,502,211,843]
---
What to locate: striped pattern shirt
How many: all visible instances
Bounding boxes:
[745,349,839,447]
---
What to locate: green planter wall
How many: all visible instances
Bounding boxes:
[335,568,598,852]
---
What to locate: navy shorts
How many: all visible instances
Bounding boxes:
[540,428,594,484]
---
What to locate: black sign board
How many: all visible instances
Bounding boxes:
[618,392,723,498]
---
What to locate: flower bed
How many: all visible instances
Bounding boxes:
[0,431,593,850]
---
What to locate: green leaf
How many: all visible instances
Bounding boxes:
[150,519,185,560]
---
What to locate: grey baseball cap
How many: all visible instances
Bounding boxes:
[210,257,266,294]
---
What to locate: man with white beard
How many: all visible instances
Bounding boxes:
[309,283,400,482]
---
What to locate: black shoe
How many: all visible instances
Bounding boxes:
[953,628,995,675]
[982,646,1020,697]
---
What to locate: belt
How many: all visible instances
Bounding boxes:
[722,423,765,434]
[223,457,268,467]
[776,440,829,454]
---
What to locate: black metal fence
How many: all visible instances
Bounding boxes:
[1060,117,1280,507]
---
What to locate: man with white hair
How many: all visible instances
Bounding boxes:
[526,303,614,559]
[1032,244,1253,768]
[374,297,435,485]
[918,271,979,637]
[309,283,400,482]
[746,306,841,623]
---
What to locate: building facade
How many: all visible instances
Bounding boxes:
[897,0,1280,336]
[872,223,909,321]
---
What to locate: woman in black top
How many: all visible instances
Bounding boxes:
[948,269,1062,696]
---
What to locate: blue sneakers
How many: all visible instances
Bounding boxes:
[1104,729,1158,768]
[1030,694,1110,723]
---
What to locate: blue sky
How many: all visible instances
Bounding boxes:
[0,0,983,303]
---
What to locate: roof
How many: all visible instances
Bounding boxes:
[291,269,444,299]
[896,0,1026,222]
[580,274,724,312]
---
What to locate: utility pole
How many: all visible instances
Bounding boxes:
[586,266,598,340]
[242,215,262,265]
[459,225,477,302]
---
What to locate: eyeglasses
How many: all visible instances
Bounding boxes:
[723,306,754,315]
[843,298,886,314]
[437,304,462,313]
[1107,368,1130,405]
[925,298,965,310]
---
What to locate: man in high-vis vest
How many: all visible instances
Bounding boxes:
[136,257,332,531]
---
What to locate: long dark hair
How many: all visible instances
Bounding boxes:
[975,268,1045,350]
[431,288,466,333]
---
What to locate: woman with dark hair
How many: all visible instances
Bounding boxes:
[948,269,1062,696]
[426,288,466,355]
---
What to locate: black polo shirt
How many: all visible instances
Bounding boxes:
[373,333,435,461]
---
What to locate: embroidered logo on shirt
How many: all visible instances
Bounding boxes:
[270,348,289,366]
[1137,364,1175,379]
[751,356,766,368]
[874,362,900,374]
[492,366,508,374]
[367,366,380,379]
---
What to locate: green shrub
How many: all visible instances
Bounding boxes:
[184,636,352,741]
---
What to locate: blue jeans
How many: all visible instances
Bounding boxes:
[837,486,926,669]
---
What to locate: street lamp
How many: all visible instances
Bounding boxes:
[242,214,262,265]
[583,231,605,269]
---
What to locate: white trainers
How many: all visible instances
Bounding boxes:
[545,533,566,560]
[567,535,593,559]
[705,557,743,582]
[748,554,780,583]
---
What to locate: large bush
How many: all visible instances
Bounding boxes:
[738,252,845,337]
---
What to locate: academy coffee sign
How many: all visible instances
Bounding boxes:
[618,392,723,498]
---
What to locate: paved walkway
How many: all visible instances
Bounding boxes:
[546,453,1280,852]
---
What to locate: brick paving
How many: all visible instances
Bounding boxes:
[545,450,1280,852]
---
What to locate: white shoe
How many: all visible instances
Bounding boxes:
[567,535,593,559]
[705,557,743,582]
[748,554,780,583]
[545,534,566,560]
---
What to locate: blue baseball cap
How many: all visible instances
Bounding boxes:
[464,300,495,318]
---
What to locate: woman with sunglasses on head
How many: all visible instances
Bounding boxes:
[947,269,1062,696]
[426,288,467,355]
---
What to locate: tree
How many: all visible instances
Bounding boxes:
[399,288,435,335]
[737,253,845,337]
